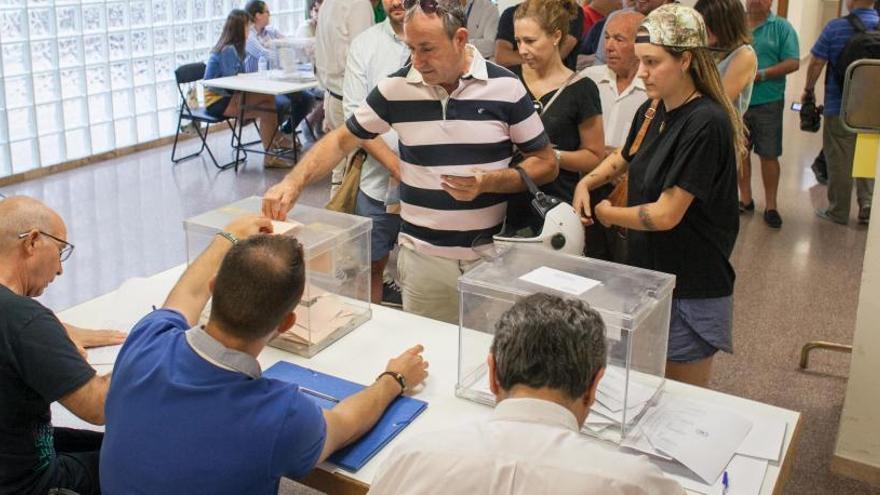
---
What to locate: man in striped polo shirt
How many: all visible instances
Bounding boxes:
[263,0,556,323]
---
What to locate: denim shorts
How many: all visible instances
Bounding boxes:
[744,100,784,158]
[356,190,401,262]
[667,296,734,363]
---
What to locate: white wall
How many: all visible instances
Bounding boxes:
[833,151,880,485]
[786,0,840,59]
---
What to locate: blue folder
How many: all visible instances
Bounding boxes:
[263,361,428,472]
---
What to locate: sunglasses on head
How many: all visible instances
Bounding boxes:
[403,0,440,12]
[402,0,467,25]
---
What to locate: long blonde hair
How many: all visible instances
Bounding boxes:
[671,46,747,158]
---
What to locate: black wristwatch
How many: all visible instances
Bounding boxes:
[376,371,406,396]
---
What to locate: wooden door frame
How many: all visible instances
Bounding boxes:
[778,0,789,18]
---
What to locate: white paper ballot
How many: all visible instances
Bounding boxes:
[659,455,768,495]
[271,220,302,235]
[620,423,674,461]
[735,415,787,461]
[87,344,122,366]
[519,266,602,296]
[641,397,753,483]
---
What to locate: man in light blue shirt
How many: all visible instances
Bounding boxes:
[343,0,410,305]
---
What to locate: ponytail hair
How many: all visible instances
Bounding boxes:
[670,46,748,158]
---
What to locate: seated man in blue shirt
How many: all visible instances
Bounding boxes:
[99,215,429,495]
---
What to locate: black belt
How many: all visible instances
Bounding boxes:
[328,90,343,100]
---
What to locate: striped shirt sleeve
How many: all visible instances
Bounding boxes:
[346,82,392,139]
[509,92,549,152]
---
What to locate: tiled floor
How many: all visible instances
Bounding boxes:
[2,70,878,494]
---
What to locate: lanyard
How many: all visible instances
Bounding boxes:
[466,0,475,22]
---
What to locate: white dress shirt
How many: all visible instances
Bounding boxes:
[584,64,648,149]
[314,0,374,95]
[369,398,684,495]
[343,19,410,203]
[465,0,500,59]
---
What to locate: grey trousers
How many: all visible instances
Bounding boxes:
[823,115,873,222]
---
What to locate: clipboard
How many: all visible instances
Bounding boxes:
[263,361,428,472]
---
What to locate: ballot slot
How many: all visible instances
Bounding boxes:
[184,197,372,357]
[456,245,675,443]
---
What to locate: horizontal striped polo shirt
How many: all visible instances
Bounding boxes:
[346,45,549,260]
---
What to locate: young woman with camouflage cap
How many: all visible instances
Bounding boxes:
[572,4,742,387]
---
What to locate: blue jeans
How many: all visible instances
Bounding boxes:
[277,91,315,134]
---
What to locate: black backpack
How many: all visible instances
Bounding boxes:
[834,14,880,86]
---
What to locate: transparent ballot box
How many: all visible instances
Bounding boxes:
[184,197,372,357]
[456,245,675,443]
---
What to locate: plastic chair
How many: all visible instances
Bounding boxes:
[170,62,243,170]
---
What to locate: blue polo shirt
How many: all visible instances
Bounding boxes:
[749,13,800,106]
[100,309,326,495]
[811,8,880,115]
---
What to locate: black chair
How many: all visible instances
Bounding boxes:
[170,62,243,170]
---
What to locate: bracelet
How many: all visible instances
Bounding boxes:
[553,149,562,168]
[758,69,766,81]
[376,371,406,395]
[216,231,239,245]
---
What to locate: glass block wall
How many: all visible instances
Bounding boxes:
[0,0,306,178]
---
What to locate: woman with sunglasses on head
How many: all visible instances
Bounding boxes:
[572,5,742,387]
[204,9,292,167]
[510,0,608,258]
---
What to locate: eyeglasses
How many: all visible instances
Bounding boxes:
[17,230,75,262]
[403,0,467,26]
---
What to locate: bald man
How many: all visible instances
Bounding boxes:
[583,11,646,262]
[0,196,116,495]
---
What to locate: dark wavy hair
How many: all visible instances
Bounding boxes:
[211,9,252,58]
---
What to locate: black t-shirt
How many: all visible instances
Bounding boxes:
[511,65,602,203]
[0,284,95,493]
[496,6,584,71]
[621,97,739,298]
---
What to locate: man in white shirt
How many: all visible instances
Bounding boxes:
[314,0,374,195]
[461,0,499,59]
[369,293,684,495]
[583,10,646,150]
[343,0,410,305]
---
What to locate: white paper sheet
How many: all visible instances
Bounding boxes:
[620,423,674,461]
[661,455,768,495]
[87,344,122,366]
[271,220,302,235]
[735,415,787,462]
[518,266,602,296]
[641,397,753,483]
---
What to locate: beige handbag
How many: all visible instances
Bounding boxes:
[325,149,367,214]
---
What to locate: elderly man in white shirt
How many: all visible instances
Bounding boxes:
[583,10,646,150]
[369,293,684,495]
[343,0,410,305]
[461,0,499,59]
[315,0,374,195]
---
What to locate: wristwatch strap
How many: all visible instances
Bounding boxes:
[376,371,406,395]
[216,231,239,245]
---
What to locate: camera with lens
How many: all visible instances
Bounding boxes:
[800,90,824,133]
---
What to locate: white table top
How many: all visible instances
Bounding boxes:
[204,71,319,96]
[57,265,801,495]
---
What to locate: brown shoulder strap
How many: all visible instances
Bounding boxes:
[628,99,660,157]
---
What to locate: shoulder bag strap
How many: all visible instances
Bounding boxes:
[627,99,661,157]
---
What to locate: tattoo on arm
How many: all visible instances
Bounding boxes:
[638,205,657,231]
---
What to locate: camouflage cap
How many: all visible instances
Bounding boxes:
[636,4,708,49]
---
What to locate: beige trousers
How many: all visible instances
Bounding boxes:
[323,95,347,198]
[397,245,481,325]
